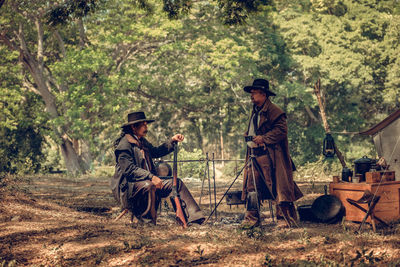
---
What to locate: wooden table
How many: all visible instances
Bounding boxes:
[329,181,400,223]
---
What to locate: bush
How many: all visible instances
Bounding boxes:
[294,156,342,182]
[175,148,206,180]
[222,160,243,178]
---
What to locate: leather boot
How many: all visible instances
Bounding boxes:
[277,202,298,228]
[241,210,260,228]
[173,179,205,224]
[288,202,298,223]
[241,192,260,228]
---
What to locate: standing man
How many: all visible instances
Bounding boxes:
[242,79,303,228]
[111,111,205,225]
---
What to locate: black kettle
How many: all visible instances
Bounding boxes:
[341,167,353,182]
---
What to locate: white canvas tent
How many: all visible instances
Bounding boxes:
[360,109,400,181]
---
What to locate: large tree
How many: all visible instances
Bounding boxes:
[272,0,400,163]
[0,1,119,174]
[0,0,274,173]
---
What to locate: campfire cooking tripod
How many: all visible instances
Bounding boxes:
[204,146,294,226]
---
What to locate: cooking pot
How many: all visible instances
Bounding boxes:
[311,185,345,223]
[354,156,375,182]
[226,191,246,206]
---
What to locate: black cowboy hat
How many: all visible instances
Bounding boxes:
[243,78,276,96]
[122,111,155,128]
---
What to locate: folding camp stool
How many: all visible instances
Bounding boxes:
[346,189,388,232]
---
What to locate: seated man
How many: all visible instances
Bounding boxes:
[111,111,205,225]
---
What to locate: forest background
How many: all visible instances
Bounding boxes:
[1,0,399,176]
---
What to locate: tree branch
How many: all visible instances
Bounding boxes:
[305,106,319,123]
[112,40,173,74]
[35,18,44,71]
[229,84,247,113]
[314,79,330,132]
[22,77,42,96]
[314,79,347,168]
[77,18,89,47]
[0,31,18,51]
[135,85,201,114]
[53,30,66,58]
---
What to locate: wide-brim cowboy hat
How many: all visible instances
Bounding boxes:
[122,111,155,128]
[243,78,276,96]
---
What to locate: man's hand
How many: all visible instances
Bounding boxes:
[172,134,184,142]
[253,135,264,145]
[151,176,163,189]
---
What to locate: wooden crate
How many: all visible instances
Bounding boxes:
[329,181,400,223]
[365,171,395,183]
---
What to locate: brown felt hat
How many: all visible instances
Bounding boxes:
[244,79,276,96]
[122,111,155,128]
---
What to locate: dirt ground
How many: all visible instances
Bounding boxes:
[1,172,400,266]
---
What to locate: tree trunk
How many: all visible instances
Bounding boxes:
[14,20,89,174]
[220,121,224,166]
[191,117,204,151]
[80,140,93,171]
[61,136,84,175]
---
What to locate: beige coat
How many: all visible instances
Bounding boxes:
[242,99,303,203]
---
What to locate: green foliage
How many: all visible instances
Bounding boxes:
[46,0,104,26]
[0,48,47,175]
[41,141,64,172]
[222,160,243,177]
[176,148,205,179]
[273,0,400,164]
[294,156,342,182]
[1,0,399,174]
[217,0,274,25]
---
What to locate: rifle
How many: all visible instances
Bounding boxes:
[172,143,188,228]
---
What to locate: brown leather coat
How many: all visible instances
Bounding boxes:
[242,99,303,203]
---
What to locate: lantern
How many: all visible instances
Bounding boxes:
[323,133,335,158]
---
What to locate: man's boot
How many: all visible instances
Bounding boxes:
[241,192,260,228]
[171,180,205,224]
[277,202,298,228]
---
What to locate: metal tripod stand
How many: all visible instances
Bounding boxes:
[204,147,275,224]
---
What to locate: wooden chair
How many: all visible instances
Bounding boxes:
[346,189,388,232]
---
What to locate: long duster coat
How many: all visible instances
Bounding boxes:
[111,134,175,212]
[242,99,303,203]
